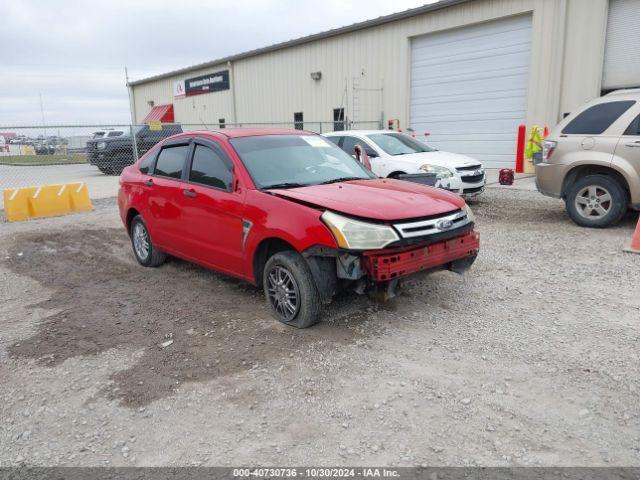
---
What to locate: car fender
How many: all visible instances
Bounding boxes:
[611,153,640,204]
[241,190,338,283]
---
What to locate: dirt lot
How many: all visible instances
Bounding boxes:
[0,189,639,466]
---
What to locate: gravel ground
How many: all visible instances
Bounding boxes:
[0,189,638,467]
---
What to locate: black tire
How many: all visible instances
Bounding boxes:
[565,174,628,228]
[129,215,166,267]
[97,166,112,175]
[263,251,323,328]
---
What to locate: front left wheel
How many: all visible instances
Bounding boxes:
[130,215,167,267]
[263,251,323,328]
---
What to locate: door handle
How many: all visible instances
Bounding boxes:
[144,179,154,186]
[625,142,640,147]
[183,189,197,198]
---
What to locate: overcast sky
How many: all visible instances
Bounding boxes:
[1,0,433,127]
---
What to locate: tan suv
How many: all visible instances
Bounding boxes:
[536,89,640,228]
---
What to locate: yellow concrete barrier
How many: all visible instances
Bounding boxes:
[3,182,93,222]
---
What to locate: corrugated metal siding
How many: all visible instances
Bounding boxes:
[602,0,640,90]
[559,0,608,117]
[131,0,609,142]
[132,0,535,125]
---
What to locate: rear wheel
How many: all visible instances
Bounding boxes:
[130,215,166,267]
[565,174,627,228]
[263,251,322,328]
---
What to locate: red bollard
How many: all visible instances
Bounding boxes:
[515,124,526,173]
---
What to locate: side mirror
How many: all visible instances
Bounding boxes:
[366,150,378,158]
[354,145,372,171]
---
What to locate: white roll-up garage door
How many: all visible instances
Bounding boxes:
[410,15,532,168]
[602,0,640,91]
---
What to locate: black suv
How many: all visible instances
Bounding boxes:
[87,124,183,175]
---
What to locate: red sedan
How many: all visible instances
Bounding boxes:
[118,129,479,328]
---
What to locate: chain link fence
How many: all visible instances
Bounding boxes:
[0,120,381,208]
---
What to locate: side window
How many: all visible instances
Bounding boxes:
[189,144,233,191]
[333,108,345,131]
[624,114,640,136]
[325,136,342,147]
[562,101,636,135]
[341,136,367,156]
[154,145,189,179]
[138,152,155,174]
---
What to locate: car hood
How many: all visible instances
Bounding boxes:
[389,151,482,169]
[267,178,465,221]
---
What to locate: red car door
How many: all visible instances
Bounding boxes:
[177,138,246,277]
[142,141,192,253]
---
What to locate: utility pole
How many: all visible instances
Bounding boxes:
[125,67,139,162]
[39,93,47,136]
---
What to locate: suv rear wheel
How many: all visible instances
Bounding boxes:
[565,174,627,228]
[263,251,322,328]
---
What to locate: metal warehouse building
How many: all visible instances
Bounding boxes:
[128,0,640,168]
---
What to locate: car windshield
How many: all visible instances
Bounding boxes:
[230,134,376,189]
[367,133,436,155]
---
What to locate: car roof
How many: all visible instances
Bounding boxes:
[604,88,640,101]
[187,128,317,139]
[324,130,394,136]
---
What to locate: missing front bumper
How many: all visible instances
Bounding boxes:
[360,230,480,282]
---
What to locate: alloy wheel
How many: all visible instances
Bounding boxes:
[267,266,300,321]
[133,222,150,261]
[574,185,612,220]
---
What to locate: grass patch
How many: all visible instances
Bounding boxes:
[0,154,88,166]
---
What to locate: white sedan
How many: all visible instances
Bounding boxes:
[323,130,486,198]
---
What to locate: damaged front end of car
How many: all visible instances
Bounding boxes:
[302,206,480,303]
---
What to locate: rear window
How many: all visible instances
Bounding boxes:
[107,131,123,137]
[154,145,189,179]
[562,101,635,135]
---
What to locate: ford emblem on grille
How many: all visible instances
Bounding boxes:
[437,219,454,230]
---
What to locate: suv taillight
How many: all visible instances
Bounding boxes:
[542,140,557,161]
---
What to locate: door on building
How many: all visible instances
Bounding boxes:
[602,0,640,93]
[410,14,533,168]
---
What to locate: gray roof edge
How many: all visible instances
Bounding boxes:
[128,0,469,87]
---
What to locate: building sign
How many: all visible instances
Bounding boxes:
[173,80,186,98]
[184,70,230,96]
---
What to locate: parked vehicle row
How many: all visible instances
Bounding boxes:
[118,129,479,328]
[86,124,183,175]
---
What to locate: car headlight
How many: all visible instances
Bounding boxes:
[463,203,475,223]
[419,164,453,179]
[321,210,399,250]
[97,142,106,150]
